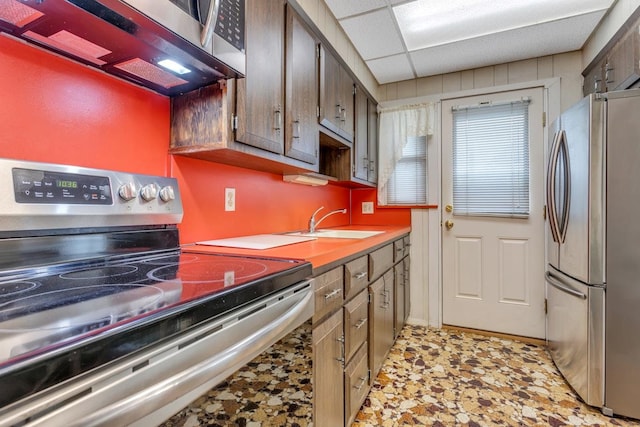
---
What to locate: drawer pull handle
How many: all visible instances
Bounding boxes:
[355,318,367,329]
[354,376,368,391]
[324,288,342,300]
[354,272,367,279]
[336,335,345,367]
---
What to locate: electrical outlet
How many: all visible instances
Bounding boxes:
[362,201,374,214]
[225,188,235,211]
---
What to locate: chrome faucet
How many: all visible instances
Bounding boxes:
[309,206,347,233]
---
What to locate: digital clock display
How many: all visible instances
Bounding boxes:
[13,168,112,205]
[56,180,78,189]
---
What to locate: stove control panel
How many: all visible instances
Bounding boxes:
[1,159,184,232]
[13,168,113,205]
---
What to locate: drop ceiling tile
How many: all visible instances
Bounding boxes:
[340,9,405,60]
[366,53,415,84]
[410,11,605,78]
[394,0,614,51]
[324,0,387,19]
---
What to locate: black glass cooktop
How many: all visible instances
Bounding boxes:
[0,248,311,408]
[0,250,309,367]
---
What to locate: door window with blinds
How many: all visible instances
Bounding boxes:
[452,99,530,217]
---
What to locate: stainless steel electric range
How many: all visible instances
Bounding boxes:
[0,159,313,427]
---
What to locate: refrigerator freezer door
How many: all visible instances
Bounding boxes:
[546,268,604,407]
[557,95,605,285]
[605,89,640,419]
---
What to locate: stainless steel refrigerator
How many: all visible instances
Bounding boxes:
[546,88,640,419]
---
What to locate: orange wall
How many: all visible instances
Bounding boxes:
[351,188,411,226]
[0,34,170,175]
[1,34,402,244]
[171,156,351,243]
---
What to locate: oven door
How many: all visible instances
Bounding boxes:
[0,281,312,427]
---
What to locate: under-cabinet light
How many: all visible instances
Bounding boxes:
[283,174,328,186]
[158,59,191,75]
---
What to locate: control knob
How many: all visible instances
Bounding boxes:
[118,182,137,201]
[140,183,159,201]
[159,185,175,202]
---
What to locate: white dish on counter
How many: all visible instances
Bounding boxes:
[196,234,317,250]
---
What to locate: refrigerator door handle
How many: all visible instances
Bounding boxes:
[545,271,587,299]
[547,131,562,243]
[557,131,571,243]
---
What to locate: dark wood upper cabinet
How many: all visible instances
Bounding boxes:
[367,97,378,184]
[285,5,319,165]
[235,0,285,154]
[583,9,640,96]
[353,85,378,185]
[319,45,355,143]
[353,85,369,181]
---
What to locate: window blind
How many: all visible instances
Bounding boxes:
[452,100,530,217]
[385,135,427,205]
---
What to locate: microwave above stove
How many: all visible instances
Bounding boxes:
[0,0,246,96]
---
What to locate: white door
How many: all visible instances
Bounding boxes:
[441,88,545,339]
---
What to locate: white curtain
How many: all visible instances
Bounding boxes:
[377,102,435,205]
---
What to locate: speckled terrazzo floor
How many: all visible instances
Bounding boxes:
[161,323,640,427]
[354,325,640,427]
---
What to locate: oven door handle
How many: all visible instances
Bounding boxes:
[73,289,313,427]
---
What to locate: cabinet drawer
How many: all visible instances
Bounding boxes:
[344,255,368,301]
[369,243,393,280]
[393,236,410,262]
[313,266,344,323]
[344,289,368,362]
[345,342,369,427]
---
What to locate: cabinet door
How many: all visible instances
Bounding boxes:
[583,61,604,96]
[403,257,411,324]
[285,6,319,165]
[367,97,378,183]
[319,45,342,137]
[369,271,394,378]
[353,85,369,180]
[313,310,345,427]
[369,277,386,377]
[605,26,640,91]
[339,65,355,141]
[382,270,395,354]
[394,262,406,339]
[236,0,284,154]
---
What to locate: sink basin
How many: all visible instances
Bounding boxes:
[287,230,384,239]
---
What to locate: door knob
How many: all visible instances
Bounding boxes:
[444,220,454,230]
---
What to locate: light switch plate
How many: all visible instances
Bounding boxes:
[225,188,236,211]
[362,201,374,214]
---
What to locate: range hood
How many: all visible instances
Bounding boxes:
[0,0,245,96]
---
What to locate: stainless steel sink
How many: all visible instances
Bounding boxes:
[287,230,384,239]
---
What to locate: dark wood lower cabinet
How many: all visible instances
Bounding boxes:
[311,235,410,426]
[312,310,344,427]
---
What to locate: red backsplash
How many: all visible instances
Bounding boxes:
[170,156,351,243]
[351,188,411,226]
[0,34,170,176]
[0,34,410,244]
